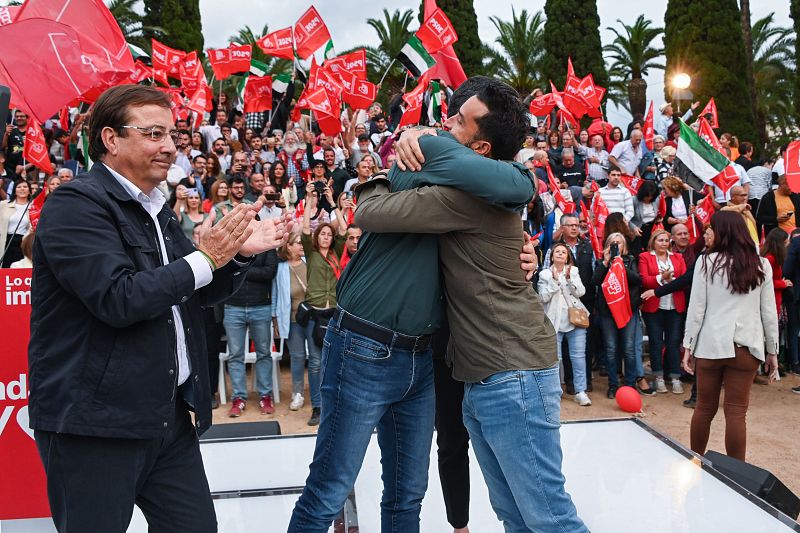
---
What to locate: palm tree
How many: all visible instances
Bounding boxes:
[365,9,416,100]
[603,15,665,117]
[107,0,164,49]
[751,14,797,144]
[482,9,545,94]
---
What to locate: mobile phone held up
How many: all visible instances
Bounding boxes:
[610,242,620,258]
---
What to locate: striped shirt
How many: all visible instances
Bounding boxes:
[598,184,634,221]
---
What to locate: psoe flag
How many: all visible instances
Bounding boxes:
[293,6,331,60]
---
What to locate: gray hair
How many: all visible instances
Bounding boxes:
[653,135,665,144]
[660,146,677,159]
[560,212,579,225]
[561,147,574,158]
[57,168,74,178]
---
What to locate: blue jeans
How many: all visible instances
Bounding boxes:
[643,310,684,379]
[462,368,587,533]
[557,329,588,393]
[600,313,638,387]
[288,315,435,533]
[633,313,645,377]
[286,320,322,407]
[222,304,272,399]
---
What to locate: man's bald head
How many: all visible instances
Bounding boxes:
[671,223,690,249]
[729,185,747,205]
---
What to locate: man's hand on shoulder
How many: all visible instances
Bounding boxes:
[395,127,438,172]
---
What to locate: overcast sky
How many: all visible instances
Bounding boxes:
[200,1,790,124]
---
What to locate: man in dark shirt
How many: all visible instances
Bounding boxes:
[2,110,27,174]
[735,141,756,171]
[288,78,536,533]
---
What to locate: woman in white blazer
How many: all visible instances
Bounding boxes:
[538,242,591,406]
[682,211,779,461]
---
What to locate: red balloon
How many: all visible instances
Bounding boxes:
[615,386,642,413]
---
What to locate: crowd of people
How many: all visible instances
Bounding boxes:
[5,79,797,440]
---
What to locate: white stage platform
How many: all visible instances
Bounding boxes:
[2,418,797,532]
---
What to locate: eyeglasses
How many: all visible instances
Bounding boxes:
[120,125,179,143]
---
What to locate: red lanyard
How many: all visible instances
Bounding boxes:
[322,250,342,280]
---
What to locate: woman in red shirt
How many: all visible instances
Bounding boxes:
[639,230,688,394]
[761,228,792,317]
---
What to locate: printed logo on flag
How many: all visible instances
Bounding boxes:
[604,272,623,300]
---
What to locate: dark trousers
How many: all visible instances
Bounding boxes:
[2,233,22,267]
[34,406,217,533]
[203,307,224,393]
[433,356,470,529]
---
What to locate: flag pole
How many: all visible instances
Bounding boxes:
[402,71,409,93]
[378,58,396,87]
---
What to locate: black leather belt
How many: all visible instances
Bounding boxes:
[333,308,432,352]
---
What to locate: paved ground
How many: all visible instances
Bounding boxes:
[212,362,800,501]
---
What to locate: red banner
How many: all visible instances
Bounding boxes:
[339,70,376,110]
[546,162,576,214]
[256,27,295,60]
[128,59,153,84]
[0,5,19,26]
[602,257,633,328]
[24,121,54,174]
[207,44,252,81]
[415,7,458,55]
[244,75,273,113]
[0,269,49,520]
[305,88,341,136]
[151,38,186,76]
[397,74,429,128]
[694,192,715,226]
[179,51,203,91]
[620,174,642,195]
[324,49,367,80]
[293,6,331,59]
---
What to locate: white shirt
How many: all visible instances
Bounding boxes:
[259,204,282,220]
[7,202,30,235]
[199,124,238,151]
[713,163,751,203]
[104,164,213,385]
[609,140,643,175]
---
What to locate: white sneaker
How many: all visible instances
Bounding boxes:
[671,379,684,394]
[655,376,668,393]
[574,391,592,406]
[289,393,304,411]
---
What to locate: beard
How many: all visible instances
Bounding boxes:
[283,143,298,156]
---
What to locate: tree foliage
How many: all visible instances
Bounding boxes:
[142,0,203,53]
[365,9,415,101]
[540,0,608,92]
[790,0,800,130]
[418,0,482,77]
[482,9,545,95]
[664,0,756,142]
[604,15,664,116]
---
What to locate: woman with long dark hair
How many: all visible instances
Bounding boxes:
[682,211,779,461]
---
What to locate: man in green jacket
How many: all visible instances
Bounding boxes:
[354,84,587,531]
[288,78,536,533]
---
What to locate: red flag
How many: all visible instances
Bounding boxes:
[576,74,603,118]
[244,76,273,113]
[700,97,719,128]
[314,68,344,102]
[325,49,367,80]
[423,0,467,88]
[59,107,70,132]
[643,101,655,151]
[290,87,311,123]
[567,56,576,77]
[153,66,169,87]
[694,192,715,226]
[415,7,458,55]
[256,27,295,60]
[657,192,667,219]
[0,5,20,26]
[339,69,376,110]
[179,51,203,91]
[545,162,576,214]
[28,187,47,231]
[0,19,108,124]
[16,0,134,91]
[620,174,642,195]
[582,200,603,259]
[593,194,610,238]
[697,117,725,156]
[529,93,555,116]
[785,140,800,193]
[549,81,578,128]
[207,47,231,80]
[557,109,579,130]
[711,165,739,195]
[603,256,633,328]
[24,121,54,174]
[187,83,212,115]
[562,75,589,119]
[305,88,341,136]
[398,75,430,128]
[151,38,186,77]
[207,44,251,80]
[128,60,153,84]
[293,6,331,59]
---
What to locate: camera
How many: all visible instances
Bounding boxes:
[610,242,620,258]
[311,180,333,218]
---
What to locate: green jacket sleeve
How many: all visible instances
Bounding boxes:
[355,186,482,234]
[392,134,534,210]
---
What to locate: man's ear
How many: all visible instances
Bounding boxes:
[100,126,119,157]
[469,140,491,157]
